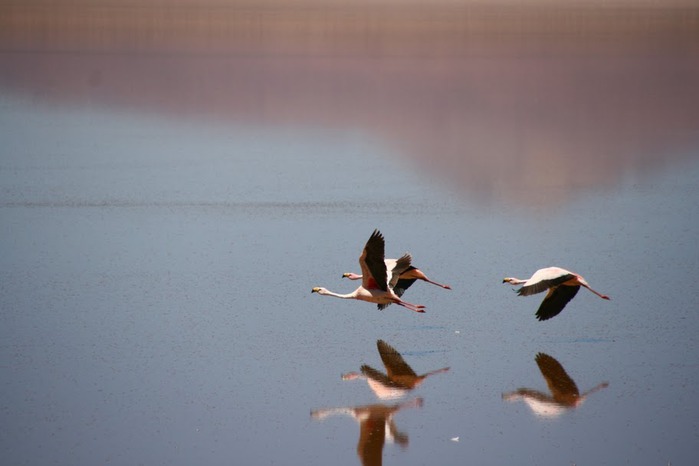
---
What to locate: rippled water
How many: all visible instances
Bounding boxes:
[2,2,699,465]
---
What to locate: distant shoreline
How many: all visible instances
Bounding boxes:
[2,3,697,55]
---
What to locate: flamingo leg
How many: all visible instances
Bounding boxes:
[394,300,426,313]
[422,278,452,289]
[581,381,610,397]
[583,285,611,300]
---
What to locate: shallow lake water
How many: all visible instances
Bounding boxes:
[2,2,699,465]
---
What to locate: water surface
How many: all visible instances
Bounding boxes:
[2,2,699,465]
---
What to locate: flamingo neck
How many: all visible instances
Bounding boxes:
[320,289,357,299]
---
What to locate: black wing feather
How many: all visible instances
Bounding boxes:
[535,285,580,321]
[363,229,388,291]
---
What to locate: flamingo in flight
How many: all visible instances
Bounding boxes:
[343,265,450,310]
[312,230,426,313]
[502,352,609,418]
[503,267,610,321]
[342,340,450,399]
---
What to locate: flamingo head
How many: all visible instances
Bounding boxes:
[312,287,327,294]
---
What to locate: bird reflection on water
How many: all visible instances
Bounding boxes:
[502,352,609,418]
[342,339,450,400]
[311,397,422,466]
[311,340,446,465]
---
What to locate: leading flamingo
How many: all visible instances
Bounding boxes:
[312,230,426,313]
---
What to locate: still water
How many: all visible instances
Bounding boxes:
[2,2,699,465]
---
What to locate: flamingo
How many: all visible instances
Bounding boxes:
[503,266,610,321]
[312,230,426,313]
[502,352,609,418]
[342,340,450,399]
[343,265,450,310]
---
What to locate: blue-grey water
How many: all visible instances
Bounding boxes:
[2,2,699,465]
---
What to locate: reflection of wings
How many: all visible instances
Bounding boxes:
[311,398,422,466]
[354,340,449,396]
[357,409,390,466]
[535,352,579,404]
[377,340,417,380]
[535,286,580,321]
[504,353,609,418]
[360,365,400,388]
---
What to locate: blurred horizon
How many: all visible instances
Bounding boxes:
[2,0,698,206]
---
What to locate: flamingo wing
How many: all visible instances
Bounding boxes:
[377,340,417,378]
[394,266,419,295]
[388,254,412,289]
[535,352,580,401]
[535,285,580,321]
[360,230,388,291]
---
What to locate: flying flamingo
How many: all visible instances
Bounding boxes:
[343,265,450,310]
[312,230,426,313]
[502,352,609,418]
[503,266,610,321]
[342,340,450,399]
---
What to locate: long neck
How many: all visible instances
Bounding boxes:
[509,278,527,285]
[321,289,357,299]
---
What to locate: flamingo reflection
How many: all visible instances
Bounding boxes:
[342,339,450,399]
[311,397,422,466]
[502,352,609,418]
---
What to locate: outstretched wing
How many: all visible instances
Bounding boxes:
[535,285,580,321]
[360,229,388,291]
[388,253,412,289]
